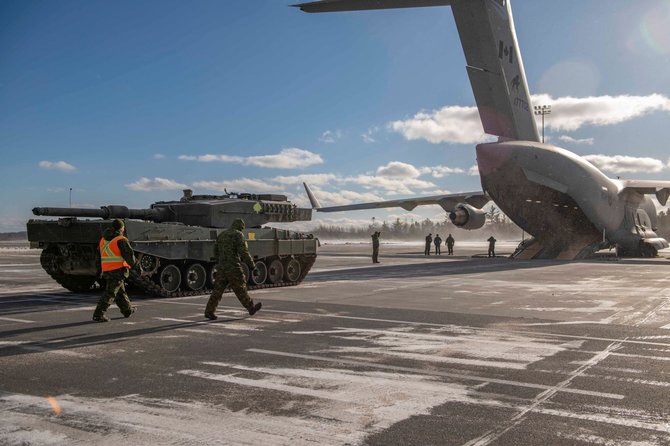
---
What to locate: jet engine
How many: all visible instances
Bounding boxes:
[449,203,486,230]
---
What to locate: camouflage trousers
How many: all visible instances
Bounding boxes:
[205,266,253,314]
[94,269,133,317]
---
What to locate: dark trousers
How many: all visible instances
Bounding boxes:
[94,269,132,317]
[447,244,454,255]
[435,244,441,255]
[372,247,379,263]
[206,266,253,314]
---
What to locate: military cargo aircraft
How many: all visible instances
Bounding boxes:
[296,0,670,259]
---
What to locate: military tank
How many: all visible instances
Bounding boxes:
[27,189,318,297]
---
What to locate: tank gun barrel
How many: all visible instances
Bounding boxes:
[32,205,167,221]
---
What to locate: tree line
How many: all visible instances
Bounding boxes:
[312,206,523,241]
[313,207,670,241]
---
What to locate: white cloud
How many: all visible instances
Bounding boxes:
[178,154,244,163]
[583,154,665,174]
[272,173,338,186]
[310,187,383,206]
[319,130,342,143]
[153,154,165,159]
[376,161,421,178]
[246,148,323,169]
[38,160,76,172]
[468,165,479,176]
[389,105,492,144]
[125,177,189,191]
[532,93,670,132]
[180,148,323,169]
[341,175,436,195]
[389,93,670,144]
[192,178,283,193]
[418,165,465,178]
[362,127,379,143]
[558,135,594,145]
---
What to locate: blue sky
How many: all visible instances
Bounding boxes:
[2,0,670,232]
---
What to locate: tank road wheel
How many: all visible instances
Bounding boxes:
[283,258,301,282]
[266,259,284,284]
[208,264,218,288]
[183,263,207,292]
[159,264,182,293]
[138,254,159,275]
[250,261,268,286]
[241,263,250,283]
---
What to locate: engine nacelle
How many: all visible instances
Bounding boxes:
[449,203,486,230]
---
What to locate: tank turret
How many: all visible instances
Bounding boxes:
[32,189,312,228]
[27,189,318,297]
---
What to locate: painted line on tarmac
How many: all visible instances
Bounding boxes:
[0,316,34,323]
[158,303,670,348]
[246,348,624,400]
[256,308,670,348]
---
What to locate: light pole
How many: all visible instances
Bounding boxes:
[533,104,551,143]
[69,188,72,207]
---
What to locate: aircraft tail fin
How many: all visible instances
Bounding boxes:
[303,182,322,209]
[451,0,539,141]
[295,0,540,142]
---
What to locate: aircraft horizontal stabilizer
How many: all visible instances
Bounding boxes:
[293,0,451,13]
[620,180,670,206]
[302,183,489,212]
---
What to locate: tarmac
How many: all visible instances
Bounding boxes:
[1,240,670,445]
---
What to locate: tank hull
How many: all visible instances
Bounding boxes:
[28,218,318,296]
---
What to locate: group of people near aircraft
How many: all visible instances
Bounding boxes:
[370,232,497,263]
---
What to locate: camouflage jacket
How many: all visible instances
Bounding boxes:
[101,228,136,268]
[214,227,255,271]
[371,233,380,248]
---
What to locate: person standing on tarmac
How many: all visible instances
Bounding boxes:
[487,235,497,257]
[446,233,455,255]
[425,233,433,256]
[434,234,442,255]
[205,218,262,320]
[371,231,381,264]
[92,219,137,322]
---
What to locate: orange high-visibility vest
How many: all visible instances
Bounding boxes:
[99,235,130,272]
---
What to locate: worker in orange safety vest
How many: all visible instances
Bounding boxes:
[92,219,137,322]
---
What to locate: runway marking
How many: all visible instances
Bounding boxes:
[153,304,670,348]
[246,348,623,400]
[0,316,34,323]
[463,341,623,446]
[257,308,670,348]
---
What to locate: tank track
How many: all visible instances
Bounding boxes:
[128,256,316,298]
[40,248,102,293]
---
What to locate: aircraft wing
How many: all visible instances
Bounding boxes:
[620,180,670,206]
[303,182,489,212]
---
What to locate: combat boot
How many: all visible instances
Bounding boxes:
[122,306,137,318]
[204,312,218,320]
[248,302,262,316]
[92,314,109,322]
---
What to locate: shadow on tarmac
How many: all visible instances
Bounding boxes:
[307,257,554,282]
[0,315,247,358]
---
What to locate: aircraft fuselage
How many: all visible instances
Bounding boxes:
[477,141,668,257]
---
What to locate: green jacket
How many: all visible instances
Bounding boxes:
[215,219,255,271]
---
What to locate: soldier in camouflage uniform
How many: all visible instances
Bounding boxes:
[205,218,262,320]
[93,219,137,322]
